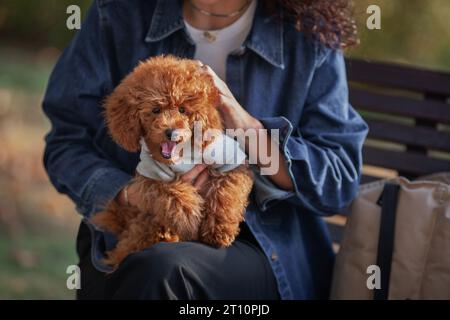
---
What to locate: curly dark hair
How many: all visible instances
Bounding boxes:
[266,0,358,49]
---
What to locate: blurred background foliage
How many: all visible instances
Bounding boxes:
[0,0,92,49]
[0,0,449,299]
[0,0,449,70]
[350,0,450,71]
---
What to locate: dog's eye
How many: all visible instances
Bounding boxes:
[152,107,161,114]
[179,106,185,114]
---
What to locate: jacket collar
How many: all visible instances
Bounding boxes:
[145,0,284,69]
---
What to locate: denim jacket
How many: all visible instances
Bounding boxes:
[43,0,368,299]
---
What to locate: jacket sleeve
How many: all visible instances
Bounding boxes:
[254,48,368,215]
[42,1,131,217]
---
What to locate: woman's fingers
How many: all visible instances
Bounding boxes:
[193,169,210,191]
[196,61,232,97]
[180,164,206,183]
[180,164,210,192]
[208,69,232,97]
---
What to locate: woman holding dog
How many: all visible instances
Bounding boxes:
[43,0,368,299]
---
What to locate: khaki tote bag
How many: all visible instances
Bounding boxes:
[330,173,450,300]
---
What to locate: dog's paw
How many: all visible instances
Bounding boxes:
[157,229,180,242]
[200,224,238,248]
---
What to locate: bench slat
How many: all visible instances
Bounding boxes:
[331,59,450,245]
[366,119,450,152]
[346,59,450,96]
[349,88,450,124]
[363,146,450,176]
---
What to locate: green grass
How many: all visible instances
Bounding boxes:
[0,46,54,93]
[0,219,79,300]
[0,45,80,299]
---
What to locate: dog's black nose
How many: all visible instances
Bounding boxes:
[165,129,174,140]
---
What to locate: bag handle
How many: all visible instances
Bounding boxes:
[374,182,400,300]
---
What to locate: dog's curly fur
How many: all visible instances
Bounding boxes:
[90,56,254,269]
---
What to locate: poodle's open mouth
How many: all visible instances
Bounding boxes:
[160,141,178,159]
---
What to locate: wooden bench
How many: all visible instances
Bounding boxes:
[326,58,450,247]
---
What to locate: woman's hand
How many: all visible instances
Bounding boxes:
[180,164,211,194]
[199,62,294,191]
[200,64,263,131]
[116,181,142,207]
[116,165,211,206]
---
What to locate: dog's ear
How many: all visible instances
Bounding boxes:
[195,106,222,132]
[103,87,142,152]
[202,84,223,131]
[190,73,223,131]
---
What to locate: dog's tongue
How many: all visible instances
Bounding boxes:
[160,141,177,159]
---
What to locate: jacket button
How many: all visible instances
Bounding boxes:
[271,252,278,261]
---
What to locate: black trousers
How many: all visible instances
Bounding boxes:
[76,220,279,300]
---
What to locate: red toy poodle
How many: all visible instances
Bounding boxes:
[91,55,254,269]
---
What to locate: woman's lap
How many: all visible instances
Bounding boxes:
[76,221,279,300]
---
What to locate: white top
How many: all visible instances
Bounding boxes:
[136,134,247,182]
[184,0,257,80]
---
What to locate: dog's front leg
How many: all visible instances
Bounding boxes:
[199,166,253,247]
[139,178,205,241]
[104,212,180,269]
